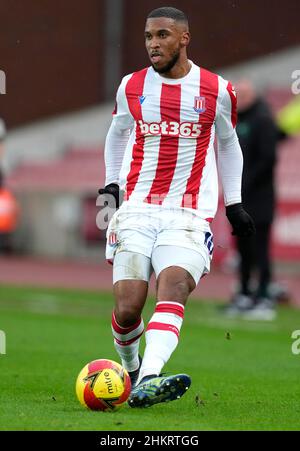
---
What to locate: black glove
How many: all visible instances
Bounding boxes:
[226,203,256,238]
[98,183,120,209]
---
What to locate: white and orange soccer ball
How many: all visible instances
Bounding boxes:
[75,359,131,411]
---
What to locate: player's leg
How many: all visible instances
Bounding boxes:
[138,246,204,382]
[111,251,152,386]
[128,245,207,407]
[105,206,155,386]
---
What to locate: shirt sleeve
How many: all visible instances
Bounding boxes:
[104,75,134,185]
[217,130,243,206]
[215,79,237,140]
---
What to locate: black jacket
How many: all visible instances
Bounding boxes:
[237,99,278,224]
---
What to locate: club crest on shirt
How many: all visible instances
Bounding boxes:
[193,96,206,113]
[108,231,118,247]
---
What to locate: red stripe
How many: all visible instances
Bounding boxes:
[114,330,144,346]
[88,359,115,373]
[155,303,184,318]
[146,321,179,338]
[181,68,218,209]
[226,81,237,128]
[124,68,148,201]
[112,311,142,335]
[84,384,108,411]
[145,83,181,205]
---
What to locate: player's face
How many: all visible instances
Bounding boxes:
[145,18,189,74]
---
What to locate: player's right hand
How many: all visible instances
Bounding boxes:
[98,183,120,209]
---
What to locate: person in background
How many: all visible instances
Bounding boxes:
[0,168,19,254]
[226,79,278,320]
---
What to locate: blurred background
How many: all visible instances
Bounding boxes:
[0,0,299,305]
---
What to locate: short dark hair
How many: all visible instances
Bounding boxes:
[147,7,188,25]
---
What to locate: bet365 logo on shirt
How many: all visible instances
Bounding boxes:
[138,120,202,138]
[291,330,300,355]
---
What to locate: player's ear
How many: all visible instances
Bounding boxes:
[180,31,190,47]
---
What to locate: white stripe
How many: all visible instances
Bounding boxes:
[156,301,185,310]
[128,69,162,201]
[150,312,183,330]
[112,320,144,342]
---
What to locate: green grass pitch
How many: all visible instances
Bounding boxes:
[0,284,300,431]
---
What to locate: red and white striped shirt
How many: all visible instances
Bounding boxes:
[104,61,242,220]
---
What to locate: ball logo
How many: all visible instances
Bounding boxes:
[104,371,114,394]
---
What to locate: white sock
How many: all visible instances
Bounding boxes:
[137,301,184,383]
[111,311,144,372]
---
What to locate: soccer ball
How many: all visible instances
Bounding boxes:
[75,359,131,411]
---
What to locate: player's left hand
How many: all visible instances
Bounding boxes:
[226,203,256,238]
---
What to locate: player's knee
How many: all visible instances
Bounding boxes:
[172,279,193,299]
[114,304,141,328]
[158,268,195,301]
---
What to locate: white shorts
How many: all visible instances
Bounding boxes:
[106,203,213,284]
[112,246,208,285]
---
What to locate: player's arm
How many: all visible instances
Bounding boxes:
[99,76,134,208]
[216,80,255,237]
